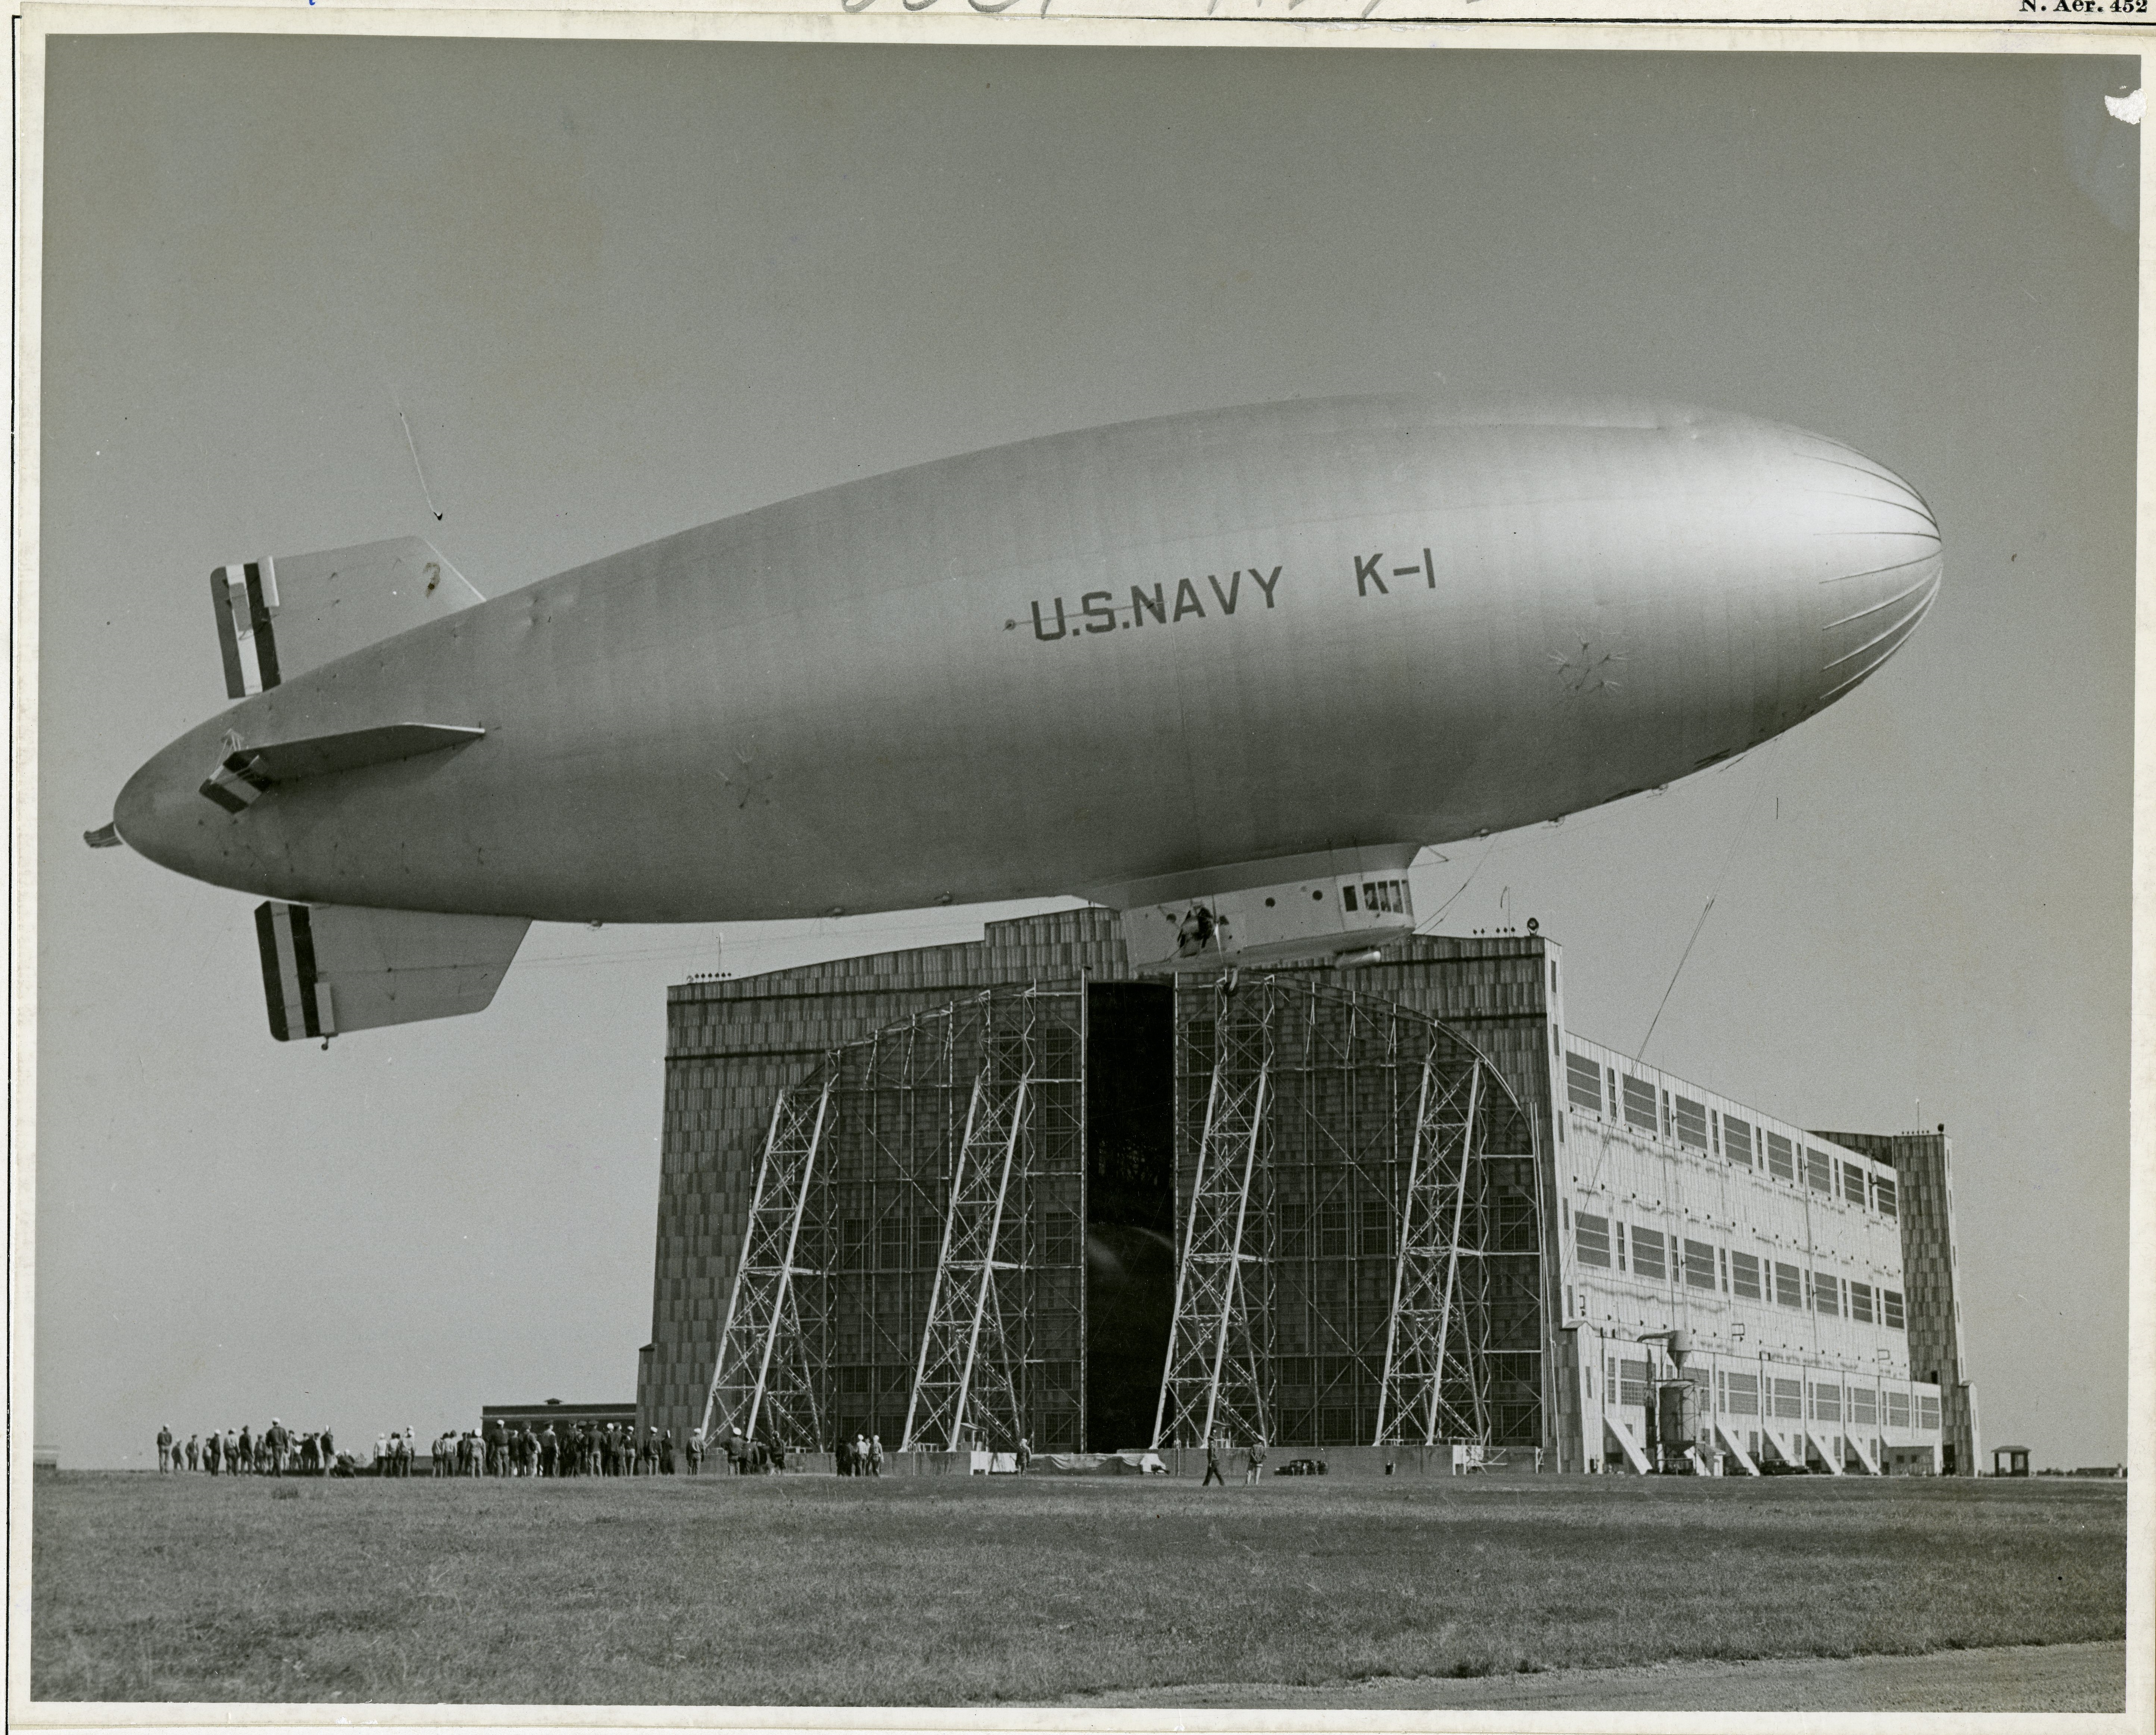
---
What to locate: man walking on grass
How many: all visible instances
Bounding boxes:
[1202,1436,1226,1486]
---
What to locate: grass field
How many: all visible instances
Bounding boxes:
[29,1470,2128,1705]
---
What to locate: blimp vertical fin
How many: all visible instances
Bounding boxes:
[209,536,485,700]
[253,901,528,1042]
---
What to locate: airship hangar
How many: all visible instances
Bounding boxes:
[638,907,1978,1479]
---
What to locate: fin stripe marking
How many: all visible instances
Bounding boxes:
[212,569,247,698]
[288,905,322,1040]
[254,904,292,1043]
[244,562,282,689]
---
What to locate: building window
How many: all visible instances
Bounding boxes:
[1841,1161,1867,1207]
[1813,1272,1841,1317]
[1342,885,1359,912]
[1850,1386,1877,1425]
[1725,1115,1754,1167]
[1320,1199,1348,1258]
[1360,1196,1390,1256]
[1805,1148,1833,1193]
[1619,1359,1652,1407]
[1723,1371,1760,1416]
[1673,1095,1708,1150]
[1684,1238,1716,1290]
[1766,1132,1795,1182]
[1566,1051,1603,1114]
[1774,1260,1802,1309]
[1849,1281,1875,1324]
[1813,1382,1841,1423]
[1772,1377,1804,1419]
[1729,1251,1762,1300]
[1876,1176,1898,1220]
[1882,1289,1905,1331]
[1631,1226,1667,1283]
[1574,1212,1611,1268]
[1622,1075,1658,1133]
[1887,1390,1911,1429]
[1918,1393,1941,1432]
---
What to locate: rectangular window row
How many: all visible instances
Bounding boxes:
[1713,1373,1931,1432]
[1573,1212,1902,1330]
[1563,1053,1897,1219]
[1343,878,1408,915]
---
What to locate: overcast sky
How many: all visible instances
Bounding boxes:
[30,37,2137,1469]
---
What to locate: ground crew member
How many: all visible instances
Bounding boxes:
[1202,1436,1226,1486]
[1245,1442,1265,1485]
[185,1433,200,1472]
[157,1425,174,1473]
[1016,1436,1031,1474]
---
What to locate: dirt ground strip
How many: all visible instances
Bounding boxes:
[1065,1639,2130,1713]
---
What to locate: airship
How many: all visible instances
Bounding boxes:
[91,396,1941,1042]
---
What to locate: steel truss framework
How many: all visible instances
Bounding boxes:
[702,986,1085,1455]
[902,998,1039,1451]
[699,1077,836,1453]
[1156,977,1545,1452]
[1153,977,1275,1452]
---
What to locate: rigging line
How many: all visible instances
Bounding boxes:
[397,408,444,522]
[1414,837,1496,935]
[1636,740,1783,1061]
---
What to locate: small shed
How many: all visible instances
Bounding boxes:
[1991,1444,2031,1477]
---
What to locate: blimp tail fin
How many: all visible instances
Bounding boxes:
[253,901,528,1042]
[210,537,485,700]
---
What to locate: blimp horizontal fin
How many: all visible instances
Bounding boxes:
[253,902,528,1043]
[210,537,485,700]
[199,723,484,814]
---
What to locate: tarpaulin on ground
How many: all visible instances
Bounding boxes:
[1030,1451,1169,1476]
